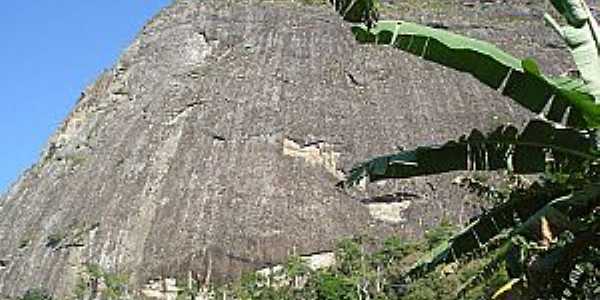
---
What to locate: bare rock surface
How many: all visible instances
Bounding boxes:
[0,0,576,297]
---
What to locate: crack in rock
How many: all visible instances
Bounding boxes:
[0,259,8,270]
[166,101,205,126]
[360,192,421,204]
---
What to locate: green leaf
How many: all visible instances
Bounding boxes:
[522,58,541,76]
[550,0,589,26]
[545,1,600,100]
[349,21,600,128]
[549,75,587,90]
[345,120,597,188]
[406,183,600,288]
[405,182,572,279]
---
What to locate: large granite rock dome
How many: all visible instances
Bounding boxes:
[0,0,574,297]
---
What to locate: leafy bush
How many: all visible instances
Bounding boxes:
[215,232,517,300]
[18,289,53,300]
[73,263,129,300]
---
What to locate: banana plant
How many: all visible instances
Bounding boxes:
[333,0,600,128]
[329,0,600,297]
[546,0,600,100]
[346,120,596,186]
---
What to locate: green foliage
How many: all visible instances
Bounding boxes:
[372,236,418,267]
[176,278,200,300]
[346,120,597,187]
[214,232,517,299]
[18,289,53,300]
[102,272,129,300]
[546,0,600,99]
[307,271,358,300]
[423,220,455,250]
[334,238,365,275]
[73,263,130,300]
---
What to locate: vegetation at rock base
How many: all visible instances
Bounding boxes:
[195,223,504,300]
[17,289,53,300]
[204,181,595,300]
[73,263,130,300]
[17,215,590,299]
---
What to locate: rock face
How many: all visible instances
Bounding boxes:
[0,0,574,297]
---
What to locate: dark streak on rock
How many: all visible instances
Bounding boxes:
[360,192,421,204]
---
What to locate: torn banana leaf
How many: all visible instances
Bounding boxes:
[406,183,600,282]
[345,120,597,187]
[545,8,600,100]
[405,182,572,279]
[350,21,600,128]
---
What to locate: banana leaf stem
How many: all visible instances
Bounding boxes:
[544,13,564,39]
[581,0,600,50]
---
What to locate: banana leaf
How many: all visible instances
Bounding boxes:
[349,21,600,128]
[530,223,600,295]
[406,183,600,284]
[345,120,596,187]
[404,181,572,279]
[546,0,600,100]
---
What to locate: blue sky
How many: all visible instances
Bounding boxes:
[0,1,171,193]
